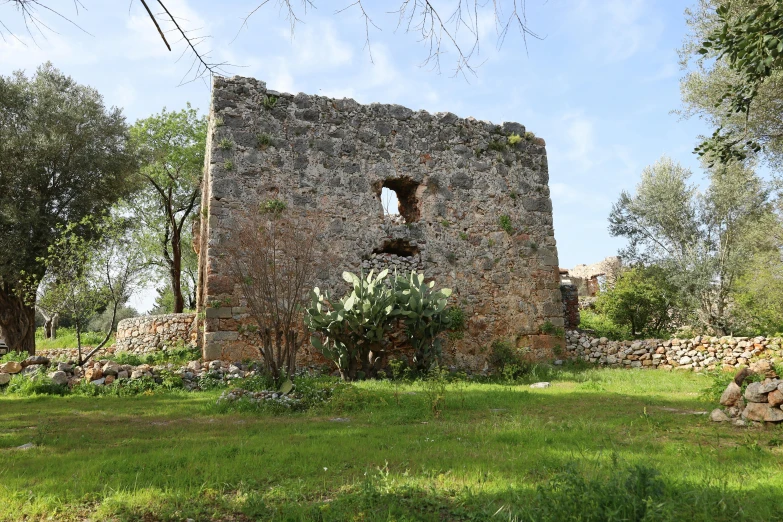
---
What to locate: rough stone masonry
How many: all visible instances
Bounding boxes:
[196,75,563,371]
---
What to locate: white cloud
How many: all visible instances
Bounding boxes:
[284,20,354,71]
[567,0,663,63]
[641,62,678,83]
[562,112,595,168]
[0,32,96,70]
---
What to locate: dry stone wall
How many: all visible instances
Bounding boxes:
[115,314,197,354]
[566,330,783,370]
[197,75,564,370]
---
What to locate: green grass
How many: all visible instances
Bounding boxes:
[34,327,113,351]
[2,368,783,521]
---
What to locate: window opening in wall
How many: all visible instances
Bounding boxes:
[380,178,420,223]
[381,187,400,217]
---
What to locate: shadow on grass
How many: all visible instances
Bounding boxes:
[0,375,776,521]
[247,467,783,522]
[7,459,780,522]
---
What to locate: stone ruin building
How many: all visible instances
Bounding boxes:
[195,75,563,370]
[560,256,621,297]
[558,257,622,330]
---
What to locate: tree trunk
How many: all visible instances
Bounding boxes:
[44,316,53,339]
[0,285,36,355]
[170,226,185,313]
[51,313,59,339]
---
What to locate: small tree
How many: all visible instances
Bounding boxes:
[129,105,206,314]
[34,216,147,365]
[34,222,108,365]
[224,204,322,381]
[595,266,680,338]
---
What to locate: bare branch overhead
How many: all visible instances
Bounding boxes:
[1,0,542,82]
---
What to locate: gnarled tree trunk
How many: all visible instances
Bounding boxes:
[0,284,36,355]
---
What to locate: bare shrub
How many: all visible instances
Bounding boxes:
[224,203,322,380]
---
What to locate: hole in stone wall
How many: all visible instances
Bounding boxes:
[373,239,420,257]
[380,178,420,223]
[365,239,423,274]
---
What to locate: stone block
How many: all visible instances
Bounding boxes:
[206,307,233,319]
[203,341,223,361]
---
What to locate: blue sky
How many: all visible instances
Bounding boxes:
[1,0,710,311]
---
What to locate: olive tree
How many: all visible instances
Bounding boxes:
[609,156,773,334]
[0,63,136,354]
[680,0,783,165]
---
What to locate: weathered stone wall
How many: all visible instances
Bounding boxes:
[566,330,783,370]
[115,314,197,354]
[560,284,580,330]
[197,75,563,370]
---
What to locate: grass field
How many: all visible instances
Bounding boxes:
[2,367,783,521]
[34,327,114,351]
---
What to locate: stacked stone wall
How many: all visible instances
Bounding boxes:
[566,330,783,370]
[115,314,197,354]
[197,75,564,370]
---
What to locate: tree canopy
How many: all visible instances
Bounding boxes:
[608,156,773,334]
[129,105,206,314]
[681,0,783,166]
[0,63,136,353]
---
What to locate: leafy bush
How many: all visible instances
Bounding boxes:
[197,373,225,391]
[700,368,762,402]
[488,340,532,380]
[1,351,28,363]
[579,310,633,341]
[3,370,68,396]
[595,265,679,338]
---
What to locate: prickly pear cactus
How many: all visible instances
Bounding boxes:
[394,272,453,373]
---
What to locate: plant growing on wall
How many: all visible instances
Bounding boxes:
[224,207,322,381]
